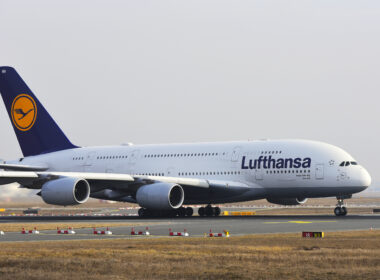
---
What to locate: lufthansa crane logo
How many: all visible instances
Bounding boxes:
[11,94,37,131]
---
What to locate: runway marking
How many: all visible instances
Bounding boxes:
[264,221,337,224]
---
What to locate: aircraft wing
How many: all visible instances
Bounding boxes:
[0,170,39,185]
[0,171,137,187]
[0,163,48,171]
[0,171,213,189]
[0,170,252,190]
[39,172,135,182]
[133,175,209,188]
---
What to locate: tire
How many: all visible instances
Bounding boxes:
[214,207,221,217]
[341,206,347,216]
[205,206,214,216]
[166,210,177,218]
[178,207,187,217]
[334,207,342,216]
[138,208,146,217]
[198,207,205,217]
[185,207,194,217]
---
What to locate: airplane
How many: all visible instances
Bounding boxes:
[0,66,372,217]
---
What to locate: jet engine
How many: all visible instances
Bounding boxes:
[136,183,184,210]
[41,177,90,206]
[266,197,308,206]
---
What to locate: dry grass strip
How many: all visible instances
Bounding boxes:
[0,231,379,279]
[0,223,153,232]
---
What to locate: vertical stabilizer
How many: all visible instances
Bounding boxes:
[0,66,78,157]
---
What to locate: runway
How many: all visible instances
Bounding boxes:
[0,215,379,242]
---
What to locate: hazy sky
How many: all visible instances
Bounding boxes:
[0,1,379,191]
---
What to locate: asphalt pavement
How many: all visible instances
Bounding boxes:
[0,214,379,242]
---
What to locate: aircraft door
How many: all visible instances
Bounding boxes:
[231,146,242,162]
[84,152,96,172]
[315,164,324,179]
[167,167,176,177]
[129,150,140,164]
[128,149,141,174]
[255,169,263,180]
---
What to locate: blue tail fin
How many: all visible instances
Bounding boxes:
[0,66,78,157]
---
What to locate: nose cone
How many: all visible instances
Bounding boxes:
[359,168,372,190]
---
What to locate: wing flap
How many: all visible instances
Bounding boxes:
[0,170,38,185]
[39,172,135,182]
[133,175,209,188]
[0,163,48,171]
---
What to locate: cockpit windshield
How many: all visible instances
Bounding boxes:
[339,161,358,167]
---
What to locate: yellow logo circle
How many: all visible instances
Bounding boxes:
[11,94,37,131]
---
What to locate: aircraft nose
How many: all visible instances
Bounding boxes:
[359,167,371,190]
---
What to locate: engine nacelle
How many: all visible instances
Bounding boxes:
[267,197,308,206]
[41,177,90,206]
[136,183,184,210]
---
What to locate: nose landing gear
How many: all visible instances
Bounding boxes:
[334,198,348,216]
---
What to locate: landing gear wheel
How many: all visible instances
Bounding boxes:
[334,207,342,216]
[198,207,205,217]
[214,207,221,217]
[185,207,194,217]
[334,207,348,216]
[167,210,177,218]
[178,207,187,217]
[334,198,348,216]
[205,205,214,216]
[138,208,152,217]
[138,208,145,217]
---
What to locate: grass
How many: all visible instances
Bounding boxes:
[0,231,379,279]
[0,222,153,232]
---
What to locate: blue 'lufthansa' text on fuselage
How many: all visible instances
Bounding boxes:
[241,156,311,170]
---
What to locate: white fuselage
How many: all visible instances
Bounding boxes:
[15,139,371,204]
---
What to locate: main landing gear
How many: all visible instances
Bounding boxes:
[138,207,194,218]
[334,198,348,216]
[198,205,221,217]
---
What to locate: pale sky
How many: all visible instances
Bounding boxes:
[0,1,379,195]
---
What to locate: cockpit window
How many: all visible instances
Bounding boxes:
[340,161,358,167]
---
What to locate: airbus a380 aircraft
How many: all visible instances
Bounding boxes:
[0,67,371,217]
